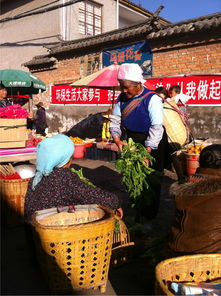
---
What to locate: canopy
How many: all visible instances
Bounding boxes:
[71,64,120,88]
[0,69,46,95]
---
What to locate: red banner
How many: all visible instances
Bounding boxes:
[51,75,221,105]
[147,75,221,105]
[51,85,120,105]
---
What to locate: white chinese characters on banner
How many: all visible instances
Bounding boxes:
[52,76,220,105]
[52,85,120,104]
[55,88,101,102]
[148,76,221,104]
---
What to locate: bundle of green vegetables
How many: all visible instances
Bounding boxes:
[115,138,162,211]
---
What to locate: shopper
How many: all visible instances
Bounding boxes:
[168,85,190,122]
[34,102,48,136]
[24,134,123,223]
[155,87,186,184]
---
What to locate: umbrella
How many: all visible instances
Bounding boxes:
[0,69,46,95]
[72,64,121,108]
[71,64,120,89]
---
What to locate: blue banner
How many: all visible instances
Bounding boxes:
[102,41,152,76]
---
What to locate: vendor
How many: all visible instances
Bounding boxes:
[102,114,111,141]
[110,63,169,221]
[24,134,123,223]
[0,83,12,108]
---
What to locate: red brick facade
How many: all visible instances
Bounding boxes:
[152,42,221,77]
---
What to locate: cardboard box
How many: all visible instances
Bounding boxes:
[0,118,27,148]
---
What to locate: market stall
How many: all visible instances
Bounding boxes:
[0,69,47,226]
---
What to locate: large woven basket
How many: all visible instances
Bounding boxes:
[163,100,189,150]
[31,204,115,294]
[0,178,30,226]
[155,254,221,295]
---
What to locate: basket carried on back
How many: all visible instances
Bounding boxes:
[0,178,30,226]
[163,100,189,151]
[111,217,135,268]
[155,254,221,295]
[31,204,115,294]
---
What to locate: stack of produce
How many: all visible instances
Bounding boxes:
[186,142,209,154]
[69,136,85,145]
[26,135,43,147]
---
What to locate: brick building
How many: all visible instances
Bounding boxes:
[24,12,221,140]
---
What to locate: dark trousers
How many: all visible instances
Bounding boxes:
[36,128,46,136]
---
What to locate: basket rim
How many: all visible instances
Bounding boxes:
[156,253,221,272]
[155,253,221,295]
[184,152,200,156]
[0,177,31,183]
[31,204,114,229]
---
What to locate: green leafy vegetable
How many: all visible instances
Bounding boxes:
[71,167,96,188]
[115,138,162,210]
[114,220,121,234]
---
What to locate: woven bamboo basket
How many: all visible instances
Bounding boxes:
[163,100,189,150]
[31,204,115,294]
[155,254,221,295]
[0,178,30,226]
[111,218,135,268]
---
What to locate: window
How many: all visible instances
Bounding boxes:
[79,1,102,36]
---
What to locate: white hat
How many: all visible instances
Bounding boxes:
[117,63,146,84]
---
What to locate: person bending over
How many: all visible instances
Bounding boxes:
[24,134,122,223]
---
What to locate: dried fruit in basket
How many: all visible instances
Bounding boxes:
[187,144,206,155]
[69,136,85,144]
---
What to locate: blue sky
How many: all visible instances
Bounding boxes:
[133,0,221,22]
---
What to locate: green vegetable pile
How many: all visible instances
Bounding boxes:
[71,167,96,188]
[115,138,162,211]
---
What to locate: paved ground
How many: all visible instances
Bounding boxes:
[1,158,177,296]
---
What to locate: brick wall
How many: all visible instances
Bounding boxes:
[34,57,81,85]
[31,37,221,141]
[151,40,221,141]
[152,42,221,77]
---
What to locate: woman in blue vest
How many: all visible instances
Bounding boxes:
[110,63,169,222]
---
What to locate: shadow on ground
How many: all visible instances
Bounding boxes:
[1,159,177,295]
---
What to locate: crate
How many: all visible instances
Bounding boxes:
[0,118,27,148]
[85,146,118,161]
[155,254,221,295]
